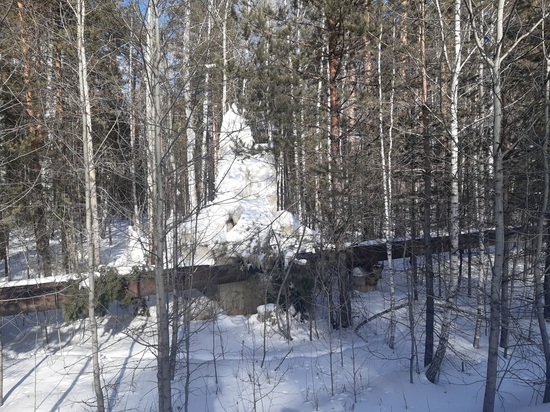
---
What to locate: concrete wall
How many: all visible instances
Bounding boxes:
[217,280,262,315]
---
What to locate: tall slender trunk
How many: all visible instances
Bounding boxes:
[483,3,505,408]
[145,2,155,265]
[545,24,550,320]
[53,38,77,273]
[534,15,550,403]
[463,3,545,407]
[426,0,462,382]
[0,318,3,407]
[182,2,196,214]
[326,12,341,209]
[483,58,504,412]
[325,10,349,328]
[473,57,488,349]
[17,0,52,277]
[129,17,140,227]
[146,2,172,410]
[379,18,396,348]
[542,23,550,319]
[202,0,214,203]
[75,0,103,410]
[221,0,229,115]
[420,0,434,368]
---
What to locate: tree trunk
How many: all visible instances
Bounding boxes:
[146,2,172,410]
[180,1,196,214]
[500,240,510,354]
[482,0,505,406]
[129,17,140,227]
[420,0,434,368]
[473,58,488,350]
[463,2,545,408]
[378,17,396,348]
[17,0,52,277]
[426,0,462,382]
[533,15,550,403]
[545,227,550,319]
[483,51,505,412]
[544,15,550,322]
[75,0,103,410]
[222,0,229,115]
[326,10,341,216]
[145,2,156,265]
[0,318,3,407]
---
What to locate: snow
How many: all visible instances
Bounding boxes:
[0,108,548,412]
[2,266,545,411]
[181,105,316,266]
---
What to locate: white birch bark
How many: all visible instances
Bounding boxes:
[145,1,155,264]
[426,0,462,382]
[74,0,103,410]
[465,0,544,409]
[378,19,396,349]
[43,39,54,203]
[182,1,197,213]
[222,0,229,114]
[202,67,210,203]
[201,0,214,204]
[314,77,323,220]
[129,16,140,227]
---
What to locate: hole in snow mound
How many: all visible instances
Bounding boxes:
[226,216,237,231]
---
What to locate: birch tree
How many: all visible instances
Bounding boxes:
[73,0,104,409]
[465,0,545,409]
[378,11,396,348]
[426,0,463,382]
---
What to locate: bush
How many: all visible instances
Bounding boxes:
[61,284,87,322]
[96,268,132,316]
[61,268,132,322]
[128,265,154,280]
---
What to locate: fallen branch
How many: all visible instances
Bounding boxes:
[354,303,408,333]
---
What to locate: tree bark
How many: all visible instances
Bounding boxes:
[533,14,550,403]
[129,16,140,227]
[426,0,462,382]
[378,16,396,348]
[75,0,103,410]
[481,1,505,408]
[463,1,545,407]
[17,0,52,277]
[420,0,434,368]
[146,2,172,410]
[0,318,3,407]
[544,12,550,322]
[326,10,342,218]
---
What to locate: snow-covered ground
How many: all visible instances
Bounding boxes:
[0,108,548,411]
[0,254,545,412]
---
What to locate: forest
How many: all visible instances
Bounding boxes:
[0,0,549,411]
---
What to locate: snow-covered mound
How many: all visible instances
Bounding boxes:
[182,105,316,266]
